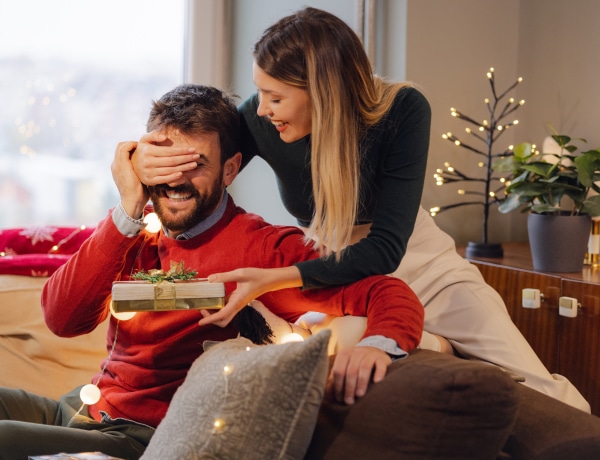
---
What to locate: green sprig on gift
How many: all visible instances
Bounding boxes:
[132,261,198,283]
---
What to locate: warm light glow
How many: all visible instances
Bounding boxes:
[280,332,305,343]
[429,207,440,216]
[51,245,59,252]
[489,192,496,197]
[80,383,101,405]
[143,213,162,233]
[465,128,471,133]
[454,140,461,146]
[223,364,234,375]
[110,302,136,321]
[458,189,465,195]
[213,419,226,431]
[478,162,484,167]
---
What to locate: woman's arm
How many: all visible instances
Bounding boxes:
[198,265,303,327]
[131,131,201,186]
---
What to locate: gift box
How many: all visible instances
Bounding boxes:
[111,280,225,312]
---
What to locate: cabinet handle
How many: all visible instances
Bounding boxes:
[522,288,544,308]
[559,296,580,318]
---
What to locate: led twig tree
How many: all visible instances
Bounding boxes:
[430,68,525,258]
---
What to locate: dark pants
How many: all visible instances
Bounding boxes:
[0,386,153,460]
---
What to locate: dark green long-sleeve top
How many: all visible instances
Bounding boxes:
[238,86,431,289]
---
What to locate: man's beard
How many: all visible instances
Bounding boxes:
[148,179,224,233]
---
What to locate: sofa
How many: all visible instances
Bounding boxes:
[2,225,600,459]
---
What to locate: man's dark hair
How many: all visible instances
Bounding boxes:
[147,84,240,164]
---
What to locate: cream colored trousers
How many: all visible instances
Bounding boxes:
[303,206,590,413]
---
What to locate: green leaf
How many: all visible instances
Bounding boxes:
[582,195,600,217]
[552,134,571,147]
[530,203,561,214]
[492,156,521,173]
[514,142,534,159]
[497,193,523,213]
[575,154,596,187]
[522,162,555,177]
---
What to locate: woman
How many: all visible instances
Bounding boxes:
[132,7,589,412]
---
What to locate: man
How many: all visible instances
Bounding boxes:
[0,85,423,459]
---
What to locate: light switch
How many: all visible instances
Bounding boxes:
[522,288,541,309]
[559,296,578,318]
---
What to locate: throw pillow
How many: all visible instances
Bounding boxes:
[141,329,331,460]
[0,226,94,277]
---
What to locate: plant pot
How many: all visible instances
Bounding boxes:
[527,212,592,273]
[465,242,503,258]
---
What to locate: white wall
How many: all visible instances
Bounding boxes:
[517,0,600,147]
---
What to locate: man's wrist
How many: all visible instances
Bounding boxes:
[357,335,407,360]
[112,202,147,237]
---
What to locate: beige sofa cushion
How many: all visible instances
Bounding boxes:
[0,274,108,399]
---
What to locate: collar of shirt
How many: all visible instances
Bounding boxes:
[169,190,229,240]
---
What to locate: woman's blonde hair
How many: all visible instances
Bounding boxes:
[254,7,409,258]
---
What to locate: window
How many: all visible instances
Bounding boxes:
[0,0,184,227]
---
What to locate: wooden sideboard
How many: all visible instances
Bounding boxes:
[458,242,600,415]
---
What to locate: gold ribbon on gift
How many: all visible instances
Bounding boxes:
[154,280,177,310]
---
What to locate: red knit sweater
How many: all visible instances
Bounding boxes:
[41,198,423,428]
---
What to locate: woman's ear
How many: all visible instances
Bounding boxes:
[223,152,242,186]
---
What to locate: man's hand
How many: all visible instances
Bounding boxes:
[328,346,391,405]
[131,131,199,186]
[111,140,149,219]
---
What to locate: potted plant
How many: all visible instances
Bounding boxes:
[493,133,600,272]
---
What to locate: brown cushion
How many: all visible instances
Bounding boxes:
[502,383,600,459]
[306,349,519,460]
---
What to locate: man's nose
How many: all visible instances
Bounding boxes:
[166,176,187,188]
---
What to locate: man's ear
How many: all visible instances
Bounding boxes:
[222,152,242,187]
